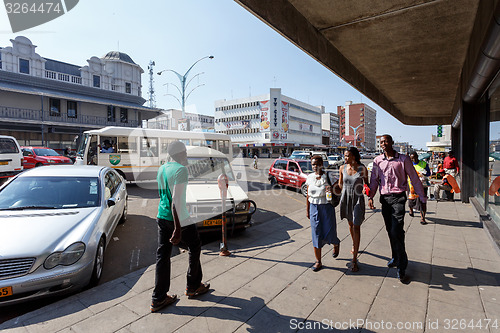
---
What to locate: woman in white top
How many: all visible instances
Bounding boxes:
[306,155,340,271]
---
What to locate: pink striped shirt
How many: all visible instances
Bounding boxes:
[369,152,427,203]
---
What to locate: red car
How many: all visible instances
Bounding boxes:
[268,158,313,196]
[21,146,73,169]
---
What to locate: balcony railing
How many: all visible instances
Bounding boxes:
[0,105,139,128]
[45,70,82,85]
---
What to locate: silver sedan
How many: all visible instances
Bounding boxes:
[0,165,127,306]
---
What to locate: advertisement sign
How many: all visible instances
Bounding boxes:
[299,123,314,132]
[259,100,270,132]
[178,118,190,131]
[281,101,289,133]
[225,120,250,130]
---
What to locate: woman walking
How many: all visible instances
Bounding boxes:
[339,147,369,272]
[306,155,340,272]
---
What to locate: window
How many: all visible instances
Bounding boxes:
[125,82,131,94]
[120,108,128,123]
[107,106,116,122]
[67,101,77,118]
[19,58,29,74]
[93,75,101,88]
[50,98,61,116]
[117,136,137,153]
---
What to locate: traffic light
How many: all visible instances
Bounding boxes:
[437,125,443,137]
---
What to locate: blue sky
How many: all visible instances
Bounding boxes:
[0,0,443,149]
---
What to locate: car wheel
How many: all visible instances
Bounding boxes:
[118,199,127,224]
[270,176,278,188]
[301,183,308,197]
[90,237,105,286]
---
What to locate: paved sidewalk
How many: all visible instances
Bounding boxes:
[1,199,500,333]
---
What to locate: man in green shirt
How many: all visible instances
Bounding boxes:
[151,141,210,313]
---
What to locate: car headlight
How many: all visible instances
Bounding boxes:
[47,159,55,163]
[235,201,249,211]
[44,242,86,269]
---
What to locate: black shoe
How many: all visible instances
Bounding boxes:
[409,211,414,217]
[420,220,428,225]
[387,258,397,268]
[397,269,408,283]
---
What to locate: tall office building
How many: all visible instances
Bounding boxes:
[338,101,376,151]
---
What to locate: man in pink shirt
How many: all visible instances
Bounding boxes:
[368,135,427,283]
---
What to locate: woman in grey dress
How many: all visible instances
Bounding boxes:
[339,147,370,272]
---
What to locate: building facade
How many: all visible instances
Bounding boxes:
[0,36,159,151]
[338,101,377,151]
[214,88,323,157]
[426,125,452,152]
[145,109,214,131]
[321,112,340,150]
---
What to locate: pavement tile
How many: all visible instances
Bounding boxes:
[216,288,267,322]
[308,294,371,326]
[266,261,308,283]
[207,267,259,297]
[21,299,92,333]
[426,298,487,333]
[0,327,29,333]
[123,268,155,294]
[432,246,470,263]
[242,273,291,303]
[77,281,137,315]
[70,304,139,333]
[478,285,500,305]
[367,296,427,333]
[176,306,243,333]
[128,306,191,333]
[121,290,155,317]
[376,277,428,308]
[428,284,483,311]
[328,274,384,305]
[235,307,297,333]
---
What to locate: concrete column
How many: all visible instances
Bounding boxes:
[461,99,489,204]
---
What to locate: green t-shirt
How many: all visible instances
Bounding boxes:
[157,161,190,222]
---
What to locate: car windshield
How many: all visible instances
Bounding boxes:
[293,154,310,160]
[187,157,235,181]
[297,161,313,173]
[0,177,100,210]
[328,156,338,161]
[33,148,60,157]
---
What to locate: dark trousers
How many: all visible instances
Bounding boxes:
[380,192,408,271]
[152,219,203,302]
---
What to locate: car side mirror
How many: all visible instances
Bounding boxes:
[107,198,116,207]
[236,172,242,180]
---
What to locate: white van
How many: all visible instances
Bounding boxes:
[0,135,23,179]
[184,146,255,233]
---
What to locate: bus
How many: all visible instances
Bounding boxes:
[75,127,233,181]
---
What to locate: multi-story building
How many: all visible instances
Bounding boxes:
[214,88,323,157]
[338,101,376,151]
[146,109,214,131]
[321,112,340,152]
[426,125,452,152]
[376,135,383,153]
[0,36,159,151]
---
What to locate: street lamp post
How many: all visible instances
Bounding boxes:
[157,55,214,118]
[349,124,363,148]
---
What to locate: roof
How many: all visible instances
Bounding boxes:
[102,51,137,65]
[44,58,81,77]
[235,0,497,125]
[18,165,106,178]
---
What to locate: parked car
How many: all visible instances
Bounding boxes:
[327,155,344,168]
[0,165,127,305]
[289,151,329,169]
[0,135,23,179]
[268,158,314,196]
[21,146,73,169]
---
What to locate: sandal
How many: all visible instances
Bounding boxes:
[312,261,323,272]
[350,261,359,272]
[150,294,177,313]
[185,282,211,298]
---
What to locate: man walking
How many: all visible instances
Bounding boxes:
[368,135,427,283]
[151,141,210,313]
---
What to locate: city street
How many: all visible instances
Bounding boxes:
[0,156,346,323]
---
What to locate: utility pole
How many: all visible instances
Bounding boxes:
[147,60,156,108]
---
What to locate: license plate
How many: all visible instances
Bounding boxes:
[0,161,8,165]
[0,286,13,298]
[203,219,223,226]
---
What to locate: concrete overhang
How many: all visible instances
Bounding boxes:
[235,0,500,125]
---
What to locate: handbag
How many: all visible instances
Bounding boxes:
[325,171,341,208]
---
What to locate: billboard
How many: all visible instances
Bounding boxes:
[259,100,270,132]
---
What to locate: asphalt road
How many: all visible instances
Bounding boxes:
[1,156,342,322]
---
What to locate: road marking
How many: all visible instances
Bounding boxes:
[129,249,140,270]
[113,237,119,241]
[284,192,306,204]
[141,199,148,207]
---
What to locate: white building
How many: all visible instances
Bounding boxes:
[321,112,340,149]
[146,109,214,131]
[426,125,452,151]
[214,88,323,157]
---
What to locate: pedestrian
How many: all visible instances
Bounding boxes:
[368,135,427,283]
[338,147,369,272]
[151,141,210,313]
[433,172,453,201]
[253,154,258,169]
[443,151,459,178]
[408,152,430,224]
[306,155,340,272]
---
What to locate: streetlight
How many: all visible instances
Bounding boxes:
[157,55,214,118]
[349,124,363,148]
